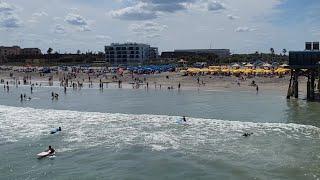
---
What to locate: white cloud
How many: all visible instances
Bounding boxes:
[129,21,167,38]
[65,13,88,26]
[29,11,48,23]
[53,24,66,34]
[96,35,111,40]
[0,12,21,28]
[110,0,194,21]
[207,1,226,11]
[235,26,256,32]
[227,14,239,20]
[130,21,167,33]
[0,1,21,28]
[32,11,48,17]
[0,1,14,12]
[110,3,157,21]
[65,13,91,31]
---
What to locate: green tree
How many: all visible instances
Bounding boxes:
[47,48,53,55]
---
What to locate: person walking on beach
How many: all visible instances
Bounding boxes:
[256,85,259,93]
[20,94,23,101]
[31,86,33,94]
[118,80,122,88]
[178,82,181,90]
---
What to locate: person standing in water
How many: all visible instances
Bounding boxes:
[182,116,187,122]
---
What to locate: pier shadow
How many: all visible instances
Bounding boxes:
[285,99,320,127]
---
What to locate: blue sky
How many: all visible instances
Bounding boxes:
[0,0,319,54]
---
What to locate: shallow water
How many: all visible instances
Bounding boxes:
[1,85,320,179]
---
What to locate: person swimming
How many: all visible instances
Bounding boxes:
[50,127,62,134]
[243,132,253,137]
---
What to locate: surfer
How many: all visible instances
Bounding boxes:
[50,127,62,134]
[243,132,253,137]
[47,146,55,155]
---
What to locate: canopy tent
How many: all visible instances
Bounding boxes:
[231,63,241,68]
[178,59,188,63]
[262,63,272,67]
[244,63,254,68]
[280,64,289,68]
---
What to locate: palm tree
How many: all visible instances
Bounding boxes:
[270,48,275,63]
[77,50,81,54]
[282,49,287,56]
[270,48,275,55]
[47,48,53,55]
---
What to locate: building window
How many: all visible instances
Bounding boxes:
[136,55,139,58]
[136,47,139,50]
[135,51,139,54]
[116,47,121,51]
[122,47,126,50]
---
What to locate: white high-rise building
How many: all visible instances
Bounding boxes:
[105,43,158,65]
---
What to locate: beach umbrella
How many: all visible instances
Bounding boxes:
[209,66,221,69]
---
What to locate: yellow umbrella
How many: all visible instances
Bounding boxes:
[209,66,221,69]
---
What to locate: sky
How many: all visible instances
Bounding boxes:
[0,0,319,54]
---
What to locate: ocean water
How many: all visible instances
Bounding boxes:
[1,85,320,179]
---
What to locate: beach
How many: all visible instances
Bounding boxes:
[0,66,305,93]
[1,66,320,180]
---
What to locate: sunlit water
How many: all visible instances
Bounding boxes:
[1,85,320,179]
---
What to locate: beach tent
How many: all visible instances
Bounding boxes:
[262,63,272,70]
[231,63,241,69]
[280,64,289,68]
[244,63,254,68]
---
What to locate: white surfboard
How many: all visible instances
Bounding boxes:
[37,151,51,158]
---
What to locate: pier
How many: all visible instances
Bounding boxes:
[287,42,320,101]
